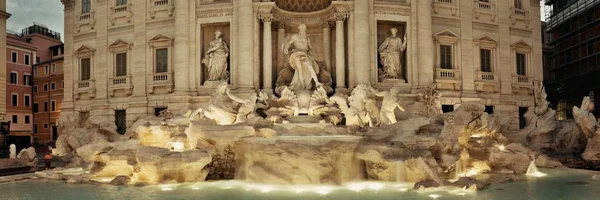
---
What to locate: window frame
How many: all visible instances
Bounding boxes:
[81,0,91,14]
[24,94,31,107]
[11,51,17,63]
[24,54,30,65]
[12,115,18,124]
[44,84,48,91]
[148,34,174,75]
[10,71,18,84]
[80,57,92,81]
[25,115,30,124]
[51,82,56,90]
[480,48,493,72]
[51,100,57,112]
[474,36,498,74]
[11,93,18,106]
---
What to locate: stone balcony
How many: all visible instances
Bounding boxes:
[109,4,133,26]
[109,75,134,97]
[149,0,175,19]
[75,79,96,99]
[148,72,174,94]
[511,74,534,94]
[510,7,531,27]
[473,0,496,21]
[474,71,499,93]
[76,11,96,32]
[432,0,458,16]
[434,68,461,91]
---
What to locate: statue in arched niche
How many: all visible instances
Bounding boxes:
[276,23,333,95]
[378,27,407,81]
[203,30,230,82]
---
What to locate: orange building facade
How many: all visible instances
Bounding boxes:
[32,44,64,142]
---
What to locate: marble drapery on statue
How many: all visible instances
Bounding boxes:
[378,28,407,80]
[281,24,322,91]
[202,30,230,82]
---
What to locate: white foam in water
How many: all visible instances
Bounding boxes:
[526,160,547,177]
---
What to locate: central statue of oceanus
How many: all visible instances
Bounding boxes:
[276,24,333,94]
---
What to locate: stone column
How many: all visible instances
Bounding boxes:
[353,1,370,85]
[0,0,9,120]
[417,0,434,88]
[321,21,332,72]
[235,0,255,89]
[334,14,347,89]
[174,0,190,93]
[276,23,286,73]
[260,14,273,91]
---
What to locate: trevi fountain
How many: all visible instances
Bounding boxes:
[3,0,600,199]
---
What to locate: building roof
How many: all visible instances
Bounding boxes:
[33,55,64,66]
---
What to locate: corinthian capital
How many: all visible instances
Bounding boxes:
[331,12,348,22]
[259,14,274,22]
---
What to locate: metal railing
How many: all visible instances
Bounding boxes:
[546,0,600,30]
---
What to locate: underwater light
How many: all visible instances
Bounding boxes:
[314,186,333,195]
[429,194,441,199]
[161,187,173,191]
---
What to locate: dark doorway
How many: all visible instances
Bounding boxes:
[442,105,454,113]
[519,107,528,129]
[485,106,494,114]
[115,110,127,135]
[52,126,58,141]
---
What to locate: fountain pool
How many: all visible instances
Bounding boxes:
[1,169,599,200]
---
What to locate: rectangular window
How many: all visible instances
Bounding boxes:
[44,102,48,112]
[25,95,30,107]
[34,124,38,134]
[51,64,56,73]
[12,115,17,124]
[116,0,127,6]
[516,53,527,76]
[480,49,492,72]
[51,101,56,111]
[10,72,17,84]
[44,84,48,91]
[25,116,30,124]
[115,110,127,135]
[36,57,40,64]
[154,107,167,116]
[11,52,17,63]
[44,124,48,129]
[80,58,91,80]
[440,45,452,69]
[23,74,32,86]
[442,105,455,113]
[82,0,91,13]
[11,94,18,106]
[115,52,127,76]
[33,103,38,113]
[34,67,38,76]
[33,85,38,93]
[24,55,30,65]
[51,82,56,90]
[155,48,168,73]
[514,0,523,9]
[45,65,49,74]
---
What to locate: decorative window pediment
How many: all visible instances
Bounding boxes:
[148,34,174,48]
[435,29,459,44]
[109,39,133,52]
[75,45,96,57]
[511,40,531,51]
[475,36,497,48]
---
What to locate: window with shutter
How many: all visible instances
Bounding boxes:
[116,52,127,76]
[81,58,91,80]
[155,48,168,73]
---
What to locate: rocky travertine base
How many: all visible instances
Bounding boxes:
[236,136,364,185]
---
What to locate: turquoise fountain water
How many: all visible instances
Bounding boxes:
[1,169,599,200]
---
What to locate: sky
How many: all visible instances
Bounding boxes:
[4,0,547,42]
[6,0,64,41]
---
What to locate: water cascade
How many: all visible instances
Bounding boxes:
[394,160,405,182]
[526,160,547,177]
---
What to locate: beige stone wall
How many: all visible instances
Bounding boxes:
[0,0,9,121]
[61,0,542,132]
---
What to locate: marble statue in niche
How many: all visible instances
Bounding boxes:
[378,27,407,81]
[202,30,230,82]
[282,24,322,91]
